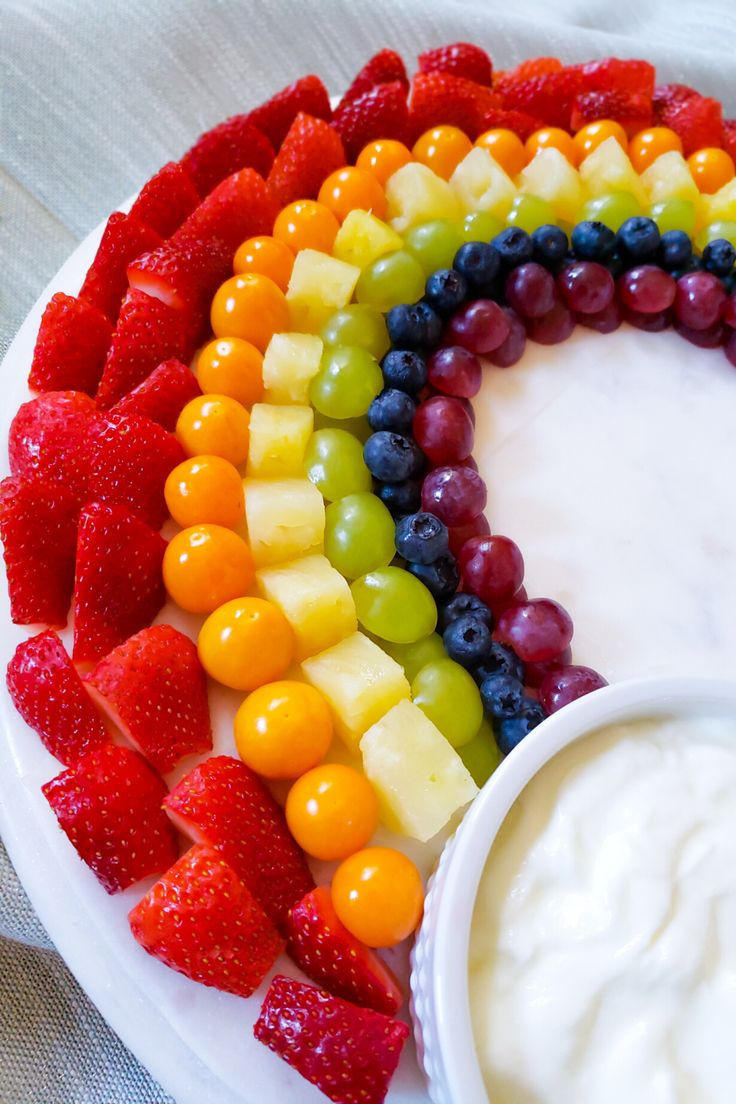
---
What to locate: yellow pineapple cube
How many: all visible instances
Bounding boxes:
[302,631,410,751]
[360,700,478,842]
[333,210,404,269]
[286,250,360,333]
[519,148,584,224]
[579,137,647,207]
[385,162,461,233]
[640,151,700,205]
[256,554,357,661]
[701,178,736,223]
[262,333,323,405]
[246,404,313,478]
[244,477,324,567]
[449,147,517,219]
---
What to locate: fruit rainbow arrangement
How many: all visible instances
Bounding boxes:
[2,40,736,1104]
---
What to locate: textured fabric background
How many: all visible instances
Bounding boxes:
[1,1,735,1100]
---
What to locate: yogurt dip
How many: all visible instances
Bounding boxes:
[468,713,736,1104]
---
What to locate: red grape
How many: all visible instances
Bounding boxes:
[618,266,676,313]
[726,329,736,367]
[622,306,672,332]
[447,513,491,557]
[427,346,482,398]
[674,320,727,348]
[558,262,614,314]
[674,271,727,330]
[505,263,556,319]
[577,299,622,334]
[539,664,608,713]
[724,292,736,329]
[448,299,511,355]
[523,645,572,688]
[459,535,524,605]
[526,301,576,345]
[421,465,487,527]
[413,396,474,465]
[496,598,573,662]
[488,307,527,367]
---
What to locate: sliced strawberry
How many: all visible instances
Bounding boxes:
[180,115,275,197]
[502,57,562,82]
[418,42,493,87]
[724,120,736,163]
[164,756,314,929]
[658,95,724,156]
[79,212,162,324]
[247,74,332,148]
[578,57,655,97]
[333,82,410,161]
[409,72,501,141]
[129,844,284,996]
[6,631,107,764]
[0,477,78,627]
[126,236,232,339]
[110,358,201,431]
[286,887,403,1015]
[43,743,177,894]
[29,293,112,396]
[571,90,652,137]
[95,290,191,410]
[342,49,409,105]
[653,82,700,122]
[498,67,585,130]
[8,391,99,507]
[478,106,544,141]
[73,502,166,664]
[172,168,279,256]
[128,161,201,238]
[254,975,409,1104]
[267,113,346,206]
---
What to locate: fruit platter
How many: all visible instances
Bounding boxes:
[1,40,736,1104]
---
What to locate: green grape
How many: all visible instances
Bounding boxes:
[649,199,697,237]
[458,718,503,786]
[321,305,390,360]
[404,220,464,274]
[351,567,437,643]
[309,346,383,419]
[305,429,372,502]
[411,659,483,748]
[506,194,556,233]
[462,211,504,242]
[582,191,641,231]
[312,410,371,443]
[324,493,396,578]
[355,250,426,312]
[381,632,446,682]
[697,220,736,249]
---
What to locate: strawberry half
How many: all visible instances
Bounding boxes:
[285,887,403,1015]
[6,630,107,765]
[43,743,177,894]
[502,57,562,82]
[498,67,585,130]
[724,119,736,163]
[653,82,700,122]
[126,236,232,341]
[267,113,346,206]
[73,502,166,664]
[128,161,201,238]
[341,49,409,106]
[79,212,162,324]
[578,57,655,97]
[0,477,78,626]
[181,115,275,197]
[172,168,279,256]
[571,90,652,137]
[409,72,501,141]
[658,95,724,156]
[247,74,332,148]
[8,391,99,508]
[254,975,409,1104]
[29,293,113,396]
[333,82,411,161]
[164,756,314,929]
[85,625,212,774]
[109,358,201,431]
[129,844,284,997]
[478,106,544,141]
[418,42,493,87]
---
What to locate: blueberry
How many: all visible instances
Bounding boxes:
[376,479,422,517]
[395,511,449,564]
[670,256,703,279]
[570,220,617,262]
[444,613,493,668]
[439,592,493,633]
[616,216,660,263]
[532,224,569,268]
[408,553,460,601]
[492,227,534,269]
[473,642,524,685]
[702,238,736,278]
[494,697,546,755]
[368,389,417,433]
[453,242,501,289]
[386,301,442,351]
[606,250,626,279]
[364,432,424,482]
[381,349,427,394]
[479,673,524,719]
[658,229,693,271]
[725,271,736,295]
[425,268,469,316]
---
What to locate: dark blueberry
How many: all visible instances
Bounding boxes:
[492,227,534,269]
[616,216,661,263]
[724,271,736,295]
[494,696,547,755]
[408,553,460,602]
[473,642,525,686]
[395,511,449,564]
[368,388,417,433]
[670,256,703,279]
[531,224,569,268]
[570,220,617,262]
[381,349,428,394]
[364,431,424,482]
[443,613,493,669]
[658,229,693,271]
[702,238,736,278]
[386,301,442,351]
[453,242,501,289]
[606,251,626,279]
[425,268,469,316]
[376,479,422,517]
[479,673,524,719]
[439,592,493,633]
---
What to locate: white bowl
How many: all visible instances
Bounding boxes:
[410,674,736,1104]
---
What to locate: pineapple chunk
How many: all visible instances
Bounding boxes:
[333,210,404,269]
[256,554,357,661]
[519,148,584,225]
[246,404,313,477]
[262,332,323,405]
[386,162,461,233]
[701,177,736,223]
[640,151,700,205]
[286,250,360,333]
[244,477,324,567]
[360,700,478,842]
[302,632,410,751]
[579,137,647,207]
[449,147,517,220]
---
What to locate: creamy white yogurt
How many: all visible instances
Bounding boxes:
[469,714,736,1104]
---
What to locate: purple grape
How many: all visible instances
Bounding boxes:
[674,320,727,348]
[557,261,614,314]
[726,330,736,367]
[504,262,556,319]
[622,306,672,332]
[674,271,727,330]
[488,307,526,367]
[577,299,622,334]
[526,301,576,345]
[724,291,736,329]
[618,265,676,313]
[421,465,487,527]
[539,664,608,713]
[427,346,482,398]
[448,299,511,355]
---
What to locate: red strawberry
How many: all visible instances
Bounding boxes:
[43,743,177,893]
[254,975,409,1104]
[128,161,201,238]
[0,477,78,626]
[333,82,410,161]
[79,212,162,324]
[95,290,191,410]
[286,887,403,1015]
[129,845,284,996]
[172,168,279,256]
[29,293,112,396]
[578,58,655,97]
[73,502,166,664]
[571,90,652,137]
[478,106,544,141]
[724,120,736,163]
[87,412,184,529]
[418,42,493,87]
[267,113,346,206]
[342,49,409,105]
[6,631,107,764]
[658,95,724,156]
[85,625,211,774]
[409,72,501,141]
[498,67,584,130]
[8,391,99,507]
[126,236,232,340]
[247,74,332,148]
[180,116,275,197]
[653,82,700,121]
[164,756,314,929]
[110,358,201,431]
[502,57,562,82]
